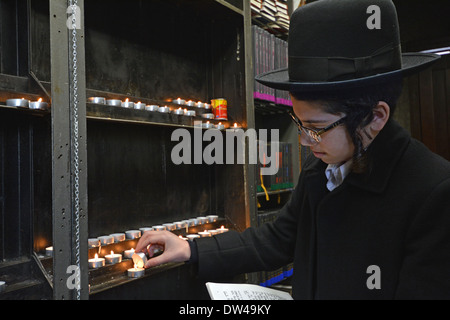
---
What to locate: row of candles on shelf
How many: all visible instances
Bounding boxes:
[44,215,229,279]
[6,98,48,110]
[88,97,210,111]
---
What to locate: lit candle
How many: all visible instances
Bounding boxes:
[216,226,229,233]
[173,107,184,115]
[186,100,196,107]
[196,101,205,108]
[202,113,214,120]
[88,238,101,248]
[209,229,220,236]
[173,221,186,229]
[110,233,126,243]
[121,98,134,109]
[204,103,211,109]
[206,215,218,223]
[88,253,105,269]
[45,246,53,257]
[202,121,214,129]
[184,109,196,117]
[98,235,114,245]
[0,281,6,293]
[134,101,146,110]
[6,98,29,108]
[106,99,122,106]
[173,98,185,105]
[127,263,145,278]
[146,104,159,111]
[105,251,122,264]
[132,252,147,268]
[163,223,176,231]
[125,230,141,240]
[123,248,135,259]
[88,97,106,104]
[29,98,48,110]
[197,217,208,225]
[198,230,211,237]
[216,122,225,130]
[186,234,200,241]
[158,106,170,113]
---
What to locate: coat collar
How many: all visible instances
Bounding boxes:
[303,119,411,194]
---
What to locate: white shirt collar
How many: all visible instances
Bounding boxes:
[325,159,353,191]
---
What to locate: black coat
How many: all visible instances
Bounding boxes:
[195,120,450,299]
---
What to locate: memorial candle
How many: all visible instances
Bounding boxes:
[105,251,122,264]
[88,253,105,269]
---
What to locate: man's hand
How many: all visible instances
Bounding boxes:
[135,231,191,268]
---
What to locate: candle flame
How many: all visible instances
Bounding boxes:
[110,251,114,255]
[94,253,98,259]
[38,98,43,102]
[220,226,225,229]
[234,123,238,128]
[125,98,129,102]
[207,121,210,124]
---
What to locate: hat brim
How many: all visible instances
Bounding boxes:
[255,53,440,92]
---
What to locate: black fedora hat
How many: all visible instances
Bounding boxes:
[255,0,440,92]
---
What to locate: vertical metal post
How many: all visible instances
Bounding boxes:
[49,0,88,300]
[243,0,258,228]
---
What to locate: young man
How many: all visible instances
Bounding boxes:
[136,0,450,299]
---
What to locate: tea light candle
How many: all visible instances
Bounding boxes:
[105,251,122,264]
[110,233,126,243]
[134,102,146,110]
[128,264,145,278]
[186,100,196,107]
[206,215,219,223]
[173,98,185,105]
[173,107,184,115]
[45,246,53,257]
[146,105,159,111]
[204,103,211,109]
[106,99,122,106]
[0,281,6,293]
[88,238,101,248]
[139,227,153,233]
[196,101,205,108]
[29,98,48,110]
[125,230,141,239]
[123,248,135,259]
[132,252,147,268]
[184,219,195,227]
[209,229,220,236]
[216,122,225,130]
[88,97,106,104]
[184,110,196,117]
[6,98,29,108]
[186,234,200,241]
[217,226,229,233]
[98,235,114,245]
[158,106,170,113]
[152,225,166,231]
[173,221,187,229]
[203,121,214,129]
[122,98,134,109]
[198,230,212,237]
[197,217,208,225]
[202,113,214,120]
[88,253,105,269]
[163,223,176,231]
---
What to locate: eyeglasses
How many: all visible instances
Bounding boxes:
[288,112,347,143]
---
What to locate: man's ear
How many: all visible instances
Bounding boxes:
[370,101,390,132]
